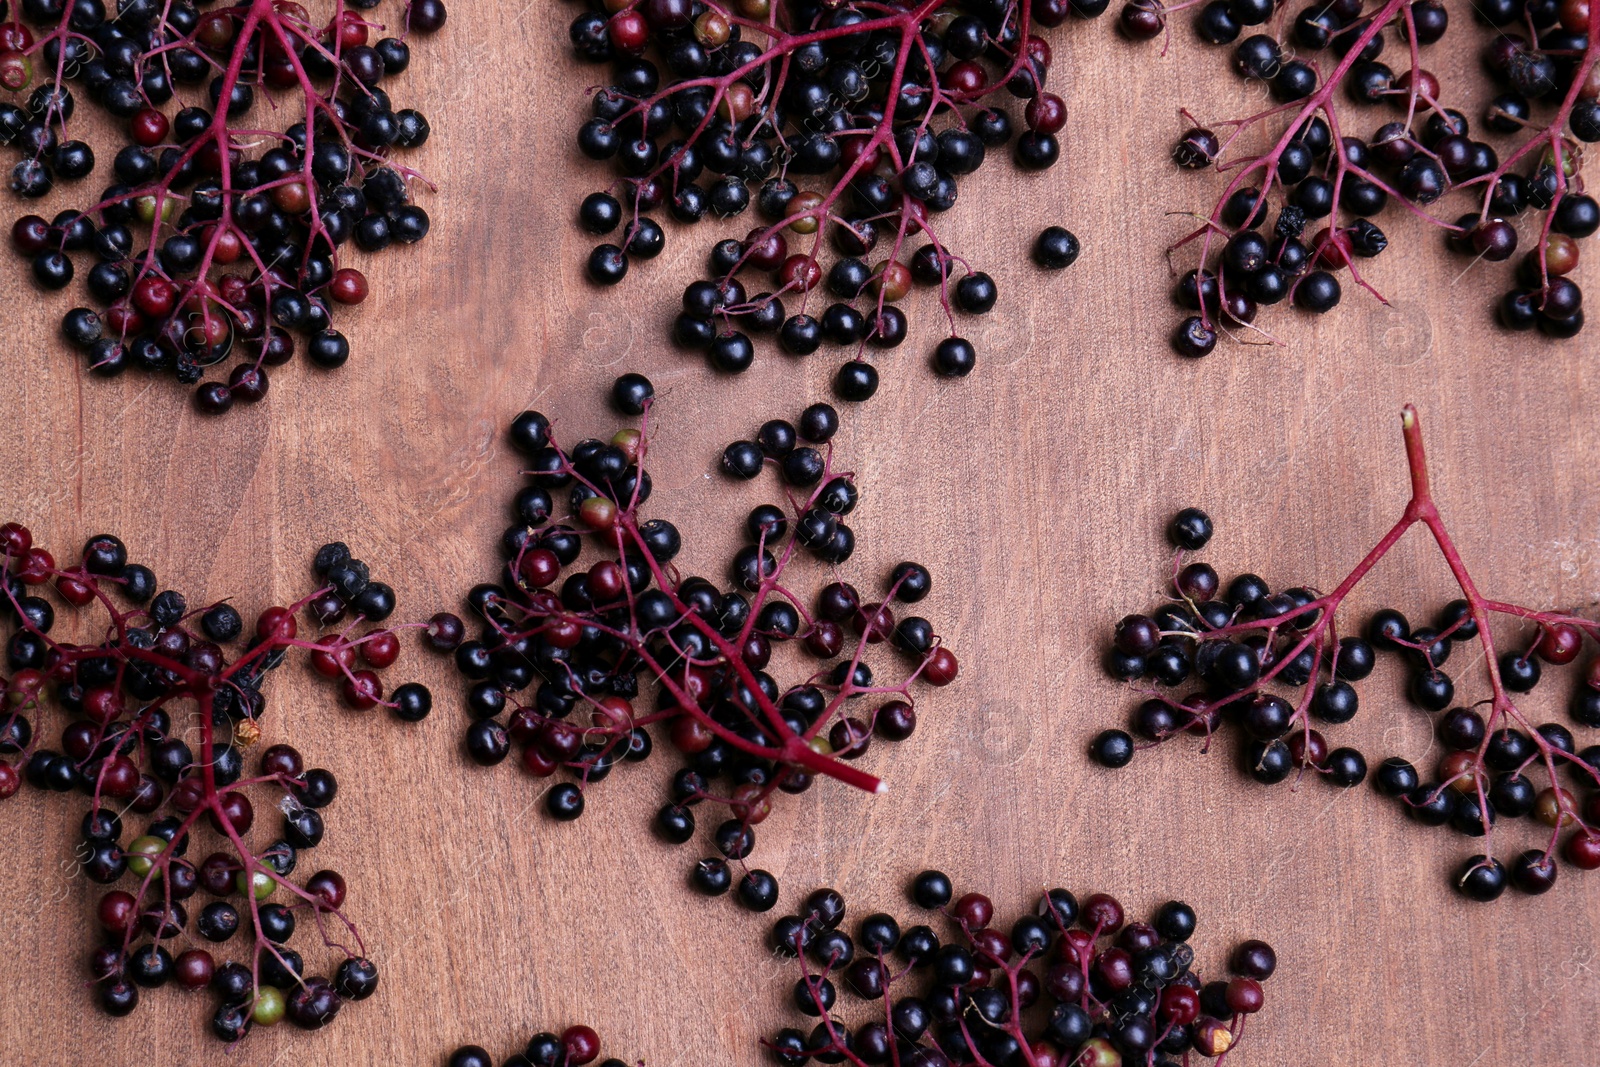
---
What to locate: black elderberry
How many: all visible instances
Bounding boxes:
[1499,651,1540,692]
[1034,225,1081,269]
[547,783,584,821]
[1168,508,1213,550]
[1455,855,1507,902]
[1408,668,1454,711]
[1324,748,1367,787]
[691,857,732,895]
[587,244,629,285]
[738,869,780,911]
[610,372,653,415]
[1091,728,1135,768]
[1246,738,1293,784]
[834,361,880,402]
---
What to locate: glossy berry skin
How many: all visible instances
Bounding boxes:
[611,372,654,415]
[691,858,732,895]
[1091,729,1135,768]
[931,337,977,378]
[580,192,623,234]
[449,403,955,886]
[1168,508,1213,550]
[834,361,880,401]
[912,869,954,909]
[1173,316,1217,357]
[1035,226,1081,268]
[449,1047,494,1067]
[1456,855,1508,901]
[588,244,629,285]
[738,869,780,912]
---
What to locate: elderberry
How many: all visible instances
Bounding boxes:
[446,391,959,896]
[7,1,444,410]
[568,1,1106,393]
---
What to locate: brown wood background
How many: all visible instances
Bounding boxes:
[1,5,1597,1064]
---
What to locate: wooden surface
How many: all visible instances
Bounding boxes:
[1,8,1598,1065]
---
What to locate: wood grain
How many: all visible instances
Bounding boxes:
[0,7,1597,1065]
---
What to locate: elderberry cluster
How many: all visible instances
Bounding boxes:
[1364,614,1600,901]
[1147,0,1599,354]
[84,743,382,1040]
[1093,501,1600,903]
[767,871,1275,1067]
[445,1025,618,1067]
[0,524,444,1038]
[3,0,445,411]
[444,379,958,905]
[568,0,1097,399]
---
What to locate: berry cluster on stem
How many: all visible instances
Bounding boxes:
[767,871,1276,1067]
[445,1024,622,1067]
[568,0,1090,399]
[0,525,446,1038]
[1130,0,1600,353]
[443,375,958,909]
[1092,406,1600,902]
[3,0,445,411]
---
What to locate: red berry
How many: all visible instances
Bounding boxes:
[0,22,35,50]
[341,669,384,710]
[56,575,95,606]
[311,636,355,678]
[329,267,369,304]
[169,778,207,813]
[131,276,177,318]
[1313,228,1354,270]
[588,560,625,603]
[853,601,895,643]
[81,687,124,725]
[579,496,618,530]
[519,548,561,589]
[1082,892,1125,933]
[129,107,169,146]
[98,891,138,936]
[1536,622,1582,665]
[360,629,401,668]
[1092,947,1134,992]
[1286,727,1329,768]
[0,522,31,557]
[942,60,988,95]
[195,11,235,48]
[10,215,48,254]
[521,746,558,777]
[1564,829,1600,870]
[607,9,648,54]
[208,790,254,835]
[805,621,844,658]
[175,949,215,989]
[102,303,145,336]
[307,869,347,908]
[256,605,297,641]
[1225,976,1265,1014]
[922,647,959,686]
[1160,983,1200,1024]
[543,617,582,649]
[326,10,369,49]
[16,547,52,583]
[669,715,714,754]
[1192,1017,1235,1056]
[563,1025,601,1065]
[779,254,823,291]
[1025,92,1068,135]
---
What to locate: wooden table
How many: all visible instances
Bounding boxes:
[0,6,1595,1065]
